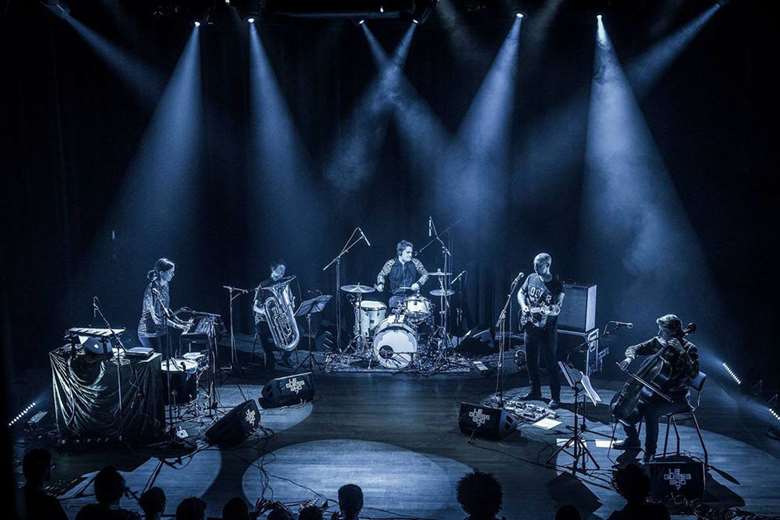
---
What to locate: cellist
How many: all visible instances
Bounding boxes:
[612,314,699,462]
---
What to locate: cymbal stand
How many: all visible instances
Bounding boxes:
[322,227,368,352]
[222,285,248,372]
[344,292,368,356]
[431,217,454,351]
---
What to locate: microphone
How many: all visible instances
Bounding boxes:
[359,227,371,247]
[512,272,525,285]
[428,216,432,238]
[92,296,98,319]
[613,321,634,329]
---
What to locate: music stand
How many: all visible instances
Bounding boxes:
[546,361,602,475]
[293,295,332,373]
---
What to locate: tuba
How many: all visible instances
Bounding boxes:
[261,276,300,352]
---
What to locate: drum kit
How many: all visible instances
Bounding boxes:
[338,269,460,371]
[160,352,210,408]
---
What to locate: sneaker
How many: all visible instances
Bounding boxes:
[548,399,560,410]
[612,439,641,450]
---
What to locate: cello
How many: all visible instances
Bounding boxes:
[610,323,696,423]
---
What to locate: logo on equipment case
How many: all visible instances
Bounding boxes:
[469,408,489,427]
[285,377,305,394]
[664,468,692,490]
[244,408,257,427]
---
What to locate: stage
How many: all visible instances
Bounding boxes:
[19,360,780,519]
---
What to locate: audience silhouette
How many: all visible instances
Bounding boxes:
[18,448,68,520]
[457,471,504,520]
[175,497,207,520]
[608,464,670,520]
[75,466,140,520]
[555,504,581,520]
[332,484,363,520]
[139,487,165,520]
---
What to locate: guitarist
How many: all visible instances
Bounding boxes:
[517,252,565,409]
[613,314,699,462]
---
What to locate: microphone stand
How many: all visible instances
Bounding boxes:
[222,285,248,372]
[92,298,128,443]
[322,228,368,352]
[491,274,524,409]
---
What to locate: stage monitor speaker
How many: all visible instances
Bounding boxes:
[458,402,517,440]
[455,328,495,357]
[260,372,315,408]
[647,456,705,500]
[557,283,597,332]
[205,399,260,446]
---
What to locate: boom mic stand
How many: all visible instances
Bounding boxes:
[92,297,128,443]
[489,272,525,408]
[322,227,369,353]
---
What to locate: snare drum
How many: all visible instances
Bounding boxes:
[161,358,198,404]
[403,295,432,322]
[372,315,418,369]
[356,300,387,337]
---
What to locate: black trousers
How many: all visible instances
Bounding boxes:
[256,321,291,369]
[621,397,689,455]
[524,325,560,401]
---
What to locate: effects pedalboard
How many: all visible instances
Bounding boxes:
[502,399,558,423]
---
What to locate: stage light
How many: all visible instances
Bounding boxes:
[516,12,524,18]
[248,17,255,23]
[225,0,230,3]
[8,401,37,428]
[358,19,365,24]
[194,20,200,27]
[412,18,419,24]
[380,5,384,13]
[722,362,742,385]
[596,14,602,20]
[770,408,780,422]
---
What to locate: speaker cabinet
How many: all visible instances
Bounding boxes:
[458,402,518,440]
[205,399,260,446]
[260,372,315,408]
[558,283,597,332]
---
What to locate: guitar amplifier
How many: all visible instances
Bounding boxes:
[647,456,705,500]
[557,283,597,332]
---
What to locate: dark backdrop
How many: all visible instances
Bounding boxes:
[1,0,777,394]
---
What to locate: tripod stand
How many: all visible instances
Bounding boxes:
[546,361,602,475]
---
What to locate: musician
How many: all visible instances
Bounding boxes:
[613,314,699,462]
[253,260,294,369]
[375,240,429,309]
[137,258,189,351]
[517,252,565,409]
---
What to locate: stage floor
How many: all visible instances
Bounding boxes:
[19,367,780,519]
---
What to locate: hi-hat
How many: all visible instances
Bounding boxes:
[340,284,376,294]
[430,289,455,297]
[427,270,452,277]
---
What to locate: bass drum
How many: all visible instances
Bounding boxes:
[372,315,418,369]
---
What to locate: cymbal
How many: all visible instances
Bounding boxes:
[427,270,453,277]
[430,289,456,297]
[340,284,376,294]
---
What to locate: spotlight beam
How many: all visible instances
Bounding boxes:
[627,3,721,96]
[45,6,164,107]
[581,16,733,353]
[436,17,523,222]
[323,24,417,192]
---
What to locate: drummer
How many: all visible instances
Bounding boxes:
[375,240,429,310]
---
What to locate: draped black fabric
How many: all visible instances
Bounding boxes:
[50,349,165,441]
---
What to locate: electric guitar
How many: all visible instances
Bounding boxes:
[519,303,560,330]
